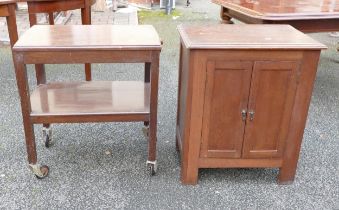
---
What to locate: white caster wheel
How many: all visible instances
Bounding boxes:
[142,126,149,139]
[146,160,157,176]
[29,164,49,179]
[42,127,52,148]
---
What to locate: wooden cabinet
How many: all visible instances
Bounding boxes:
[176,24,326,185]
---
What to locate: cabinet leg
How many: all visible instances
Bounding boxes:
[181,165,198,185]
[278,166,296,185]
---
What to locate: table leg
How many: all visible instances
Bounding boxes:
[48,12,54,25]
[220,6,233,24]
[82,1,92,81]
[147,52,159,175]
[13,53,49,179]
[6,4,18,48]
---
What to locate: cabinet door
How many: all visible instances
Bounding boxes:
[200,61,253,158]
[242,61,299,158]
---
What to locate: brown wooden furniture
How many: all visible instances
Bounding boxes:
[0,0,18,48]
[25,0,96,82]
[213,0,339,33]
[23,0,96,147]
[176,24,326,185]
[13,25,161,178]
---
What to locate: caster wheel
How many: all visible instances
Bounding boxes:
[44,134,51,148]
[42,127,52,148]
[29,164,49,179]
[146,160,157,176]
[142,126,149,139]
[148,164,156,176]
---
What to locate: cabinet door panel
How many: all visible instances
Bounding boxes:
[243,61,299,158]
[200,61,253,158]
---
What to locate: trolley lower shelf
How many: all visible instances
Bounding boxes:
[30,81,150,123]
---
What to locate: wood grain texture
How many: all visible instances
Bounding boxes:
[213,0,339,32]
[14,25,162,51]
[0,0,17,5]
[30,81,150,116]
[242,61,299,158]
[27,0,96,13]
[0,2,18,48]
[212,0,339,20]
[177,25,324,185]
[177,24,326,50]
[278,51,321,184]
[13,24,161,176]
[26,0,95,81]
[199,158,282,168]
[200,61,252,158]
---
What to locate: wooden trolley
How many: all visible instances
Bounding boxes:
[13,25,162,178]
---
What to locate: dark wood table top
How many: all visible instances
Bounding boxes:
[0,0,17,5]
[178,24,326,50]
[212,0,339,20]
[13,25,162,51]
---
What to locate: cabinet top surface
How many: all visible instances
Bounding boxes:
[14,25,162,51]
[178,24,327,50]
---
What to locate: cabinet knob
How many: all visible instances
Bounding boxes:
[249,111,255,121]
[241,109,247,121]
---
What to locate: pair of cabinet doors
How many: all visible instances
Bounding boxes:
[201,60,300,159]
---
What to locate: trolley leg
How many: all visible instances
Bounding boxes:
[147,53,159,176]
[143,62,151,138]
[81,3,92,81]
[48,12,54,25]
[14,53,49,179]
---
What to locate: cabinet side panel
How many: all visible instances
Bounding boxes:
[278,51,322,183]
[177,44,190,143]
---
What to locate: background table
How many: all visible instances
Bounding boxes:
[0,0,18,47]
[212,0,339,33]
